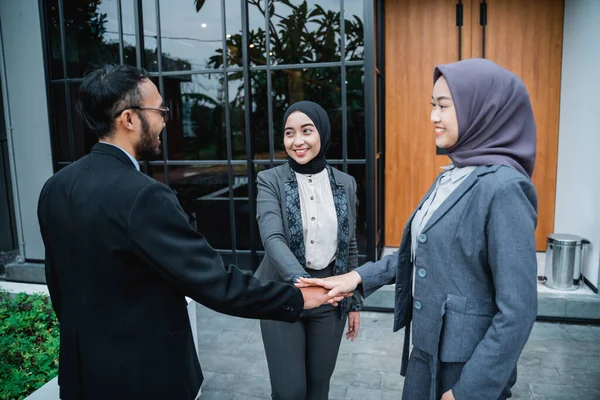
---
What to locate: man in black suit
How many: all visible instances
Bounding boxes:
[37,65,342,400]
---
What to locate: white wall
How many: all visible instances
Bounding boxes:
[555,0,600,288]
[0,0,53,260]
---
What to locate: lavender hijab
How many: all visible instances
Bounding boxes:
[434,58,536,178]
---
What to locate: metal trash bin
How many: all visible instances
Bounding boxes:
[544,234,590,291]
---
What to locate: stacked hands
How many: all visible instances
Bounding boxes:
[295,271,363,341]
[295,270,362,306]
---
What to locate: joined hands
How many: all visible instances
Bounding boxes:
[296,271,362,310]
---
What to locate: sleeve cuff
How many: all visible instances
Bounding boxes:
[290,272,312,284]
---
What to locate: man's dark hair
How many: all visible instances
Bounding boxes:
[76,64,148,139]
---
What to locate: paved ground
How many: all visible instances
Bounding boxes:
[195,305,600,400]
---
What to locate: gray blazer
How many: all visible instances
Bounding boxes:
[356,165,538,400]
[254,163,363,317]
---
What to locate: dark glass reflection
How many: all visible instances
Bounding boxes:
[242,1,364,66]
[265,0,341,65]
[159,0,221,71]
[347,67,365,159]
[228,77,247,160]
[254,163,269,252]
[272,68,342,159]
[249,71,269,159]
[346,163,367,255]
[49,83,71,161]
[247,0,267,66]
[162,74,227,160]
[223,0,244,67]
[222,164,255,251]
[149,164,233,249]
[142,0,158,72]
[161,74,246,161]
[44,0,64,79]
[121,0,138,67]
[344,0,364,61]
[57,0,121,77]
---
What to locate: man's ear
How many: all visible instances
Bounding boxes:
[118,110,136,131]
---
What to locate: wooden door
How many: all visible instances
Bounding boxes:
[384,0,471,245]
[384,0,563,250]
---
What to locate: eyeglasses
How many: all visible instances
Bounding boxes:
[114,106,170,121]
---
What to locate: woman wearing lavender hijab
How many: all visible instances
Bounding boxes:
[297,59,538,400]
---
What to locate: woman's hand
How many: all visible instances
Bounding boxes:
[295,271,362,297]
[346,311,360,341]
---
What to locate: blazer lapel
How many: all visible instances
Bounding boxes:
[284,166,306,267]
[421,166,487,234]
[397,171,444,253]
[327,166,349,276]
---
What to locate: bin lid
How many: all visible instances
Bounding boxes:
[548,233,587,246]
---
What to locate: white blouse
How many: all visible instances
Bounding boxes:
[295,169,338,270]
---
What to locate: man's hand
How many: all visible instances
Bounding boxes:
[299,286,351,310]
[295,271,362,297]
[346,311,360,341]
[441,389,455,400]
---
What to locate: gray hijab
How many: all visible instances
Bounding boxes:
[434,58,536,178]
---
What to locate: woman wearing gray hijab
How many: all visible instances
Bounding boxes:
[254,101,363,399]
[298,59,538,400]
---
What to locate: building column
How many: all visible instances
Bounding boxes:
[0,0,53,269]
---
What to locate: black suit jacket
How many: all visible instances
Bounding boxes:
[38,143,303,400]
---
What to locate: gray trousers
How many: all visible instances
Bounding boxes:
[260,266,346,400]
[401,347,516,400]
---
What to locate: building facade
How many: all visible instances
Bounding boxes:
[1,0,599,291]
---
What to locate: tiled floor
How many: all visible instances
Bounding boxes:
[195,304,600,400]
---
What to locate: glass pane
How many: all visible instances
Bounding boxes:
[254,163,269,251]
[248,0,267,66]
[45,0,64,79]
[344,0,364,61]
[121,0,138,66]
[149,164,233,250]
[228,164,254,251]
[49,83,70,162]
[269,0,341,65]
[347,66,365,159]
[160,0,222,72]
[60,0,121,78]
[225,0,244,68]
[249,71,269,159]
[142,0,158,71]
[70,83,98,160]
[272,68,342,160]
[162,73,227,160]
[228,75,247,160]
[346,163,367,255]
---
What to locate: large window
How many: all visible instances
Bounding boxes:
[41,0,381,270]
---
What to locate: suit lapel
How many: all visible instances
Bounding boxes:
[397,171,444,253]
[421,166,487,234]
[284,166,306,267]
[327,166,349,276]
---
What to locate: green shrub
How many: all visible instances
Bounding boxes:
[0,290,59,400]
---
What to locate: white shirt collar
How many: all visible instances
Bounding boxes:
[294,168,329,183]
[440,164,476,183]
